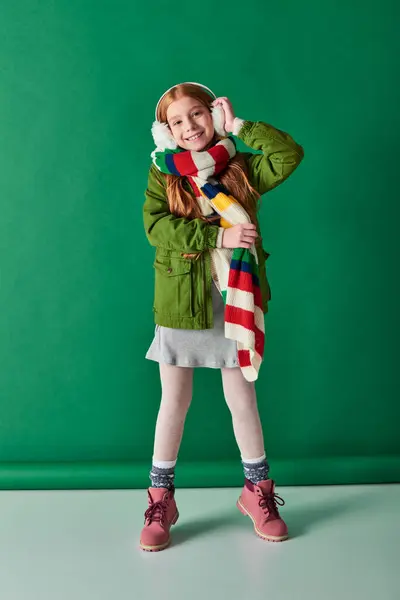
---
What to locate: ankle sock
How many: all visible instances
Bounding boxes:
[150,459,176,490]
[242,454,270,484]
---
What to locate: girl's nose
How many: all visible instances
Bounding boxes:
[185,118,195,131]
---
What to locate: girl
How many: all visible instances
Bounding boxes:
[141,82,303,551]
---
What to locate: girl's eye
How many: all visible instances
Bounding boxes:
[173,120,181,126]
[192,111,201,117]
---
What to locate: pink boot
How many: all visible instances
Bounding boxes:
[140,487,179,552]
[237,479,288,542]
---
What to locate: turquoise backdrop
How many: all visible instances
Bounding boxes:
[0,0,399,488]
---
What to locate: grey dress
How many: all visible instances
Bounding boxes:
[146,282,238,369]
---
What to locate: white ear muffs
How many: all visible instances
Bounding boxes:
[151,120,177,151]
[151,83,227,150]
[211,104,227,137]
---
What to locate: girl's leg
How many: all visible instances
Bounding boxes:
[221,367,270,483]
[150,363,194,488]
[140,364,192,552]
[221,368,288,543]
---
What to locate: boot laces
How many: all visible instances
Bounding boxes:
[258,489,285,519]
[144,493,169,526]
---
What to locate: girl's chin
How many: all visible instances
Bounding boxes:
[181,144,207,152]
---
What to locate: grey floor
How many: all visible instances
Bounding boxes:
[0,484,399,600]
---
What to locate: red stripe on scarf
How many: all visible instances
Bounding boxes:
[188,177,201,197]
[209,143,231,176]
[254,286,263,310]
[225,305,265,355]
[225,305,255,329]
[173,150,197,176]
[227,271,263,308]
[238,349,251,367]
[255,326,265,356]
[228,269,253,293]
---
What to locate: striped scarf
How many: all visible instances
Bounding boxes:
[152,138,264,381]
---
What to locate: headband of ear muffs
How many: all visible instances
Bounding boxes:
[151,82,226,150]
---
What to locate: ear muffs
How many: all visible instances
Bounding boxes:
[211,105,227,137]
[151,105,227,151]
[151,120,177,151]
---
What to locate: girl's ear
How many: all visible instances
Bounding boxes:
[151,121,178,150]
[211,105,226,136]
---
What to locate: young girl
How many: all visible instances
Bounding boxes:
[141,82,303,552]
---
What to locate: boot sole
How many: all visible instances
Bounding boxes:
[140,511,179,552]
[237,498,288,543]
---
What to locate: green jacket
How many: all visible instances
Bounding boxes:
[143,121,304,329]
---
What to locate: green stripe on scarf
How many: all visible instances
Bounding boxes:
[232,248,258,272]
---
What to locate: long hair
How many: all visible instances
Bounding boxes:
[155,83,259,222]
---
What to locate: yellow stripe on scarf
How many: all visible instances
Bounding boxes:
[199,188,240,229]
[199,188,239,212]
[212,191,240,213]
[220,217,233,229]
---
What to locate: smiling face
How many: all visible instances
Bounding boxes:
[166,95,215,151]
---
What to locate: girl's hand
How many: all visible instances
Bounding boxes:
[212,97,236,134]
[221,224,258,249]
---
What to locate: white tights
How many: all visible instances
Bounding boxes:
[152,363,265,463]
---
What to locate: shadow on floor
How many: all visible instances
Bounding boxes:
[172,488,381,544]
[283,490,376,538]
[173,512,241,546]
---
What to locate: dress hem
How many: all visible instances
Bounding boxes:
[145,355,239,369]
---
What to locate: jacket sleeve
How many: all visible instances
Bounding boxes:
[143,165,220,252]
[237,121,304,196]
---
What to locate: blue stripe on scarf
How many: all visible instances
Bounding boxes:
[230,258,260,287]
[165,153,180,176]
[201,182,225,200]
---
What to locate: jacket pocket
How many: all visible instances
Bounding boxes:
[153,257,193,317]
